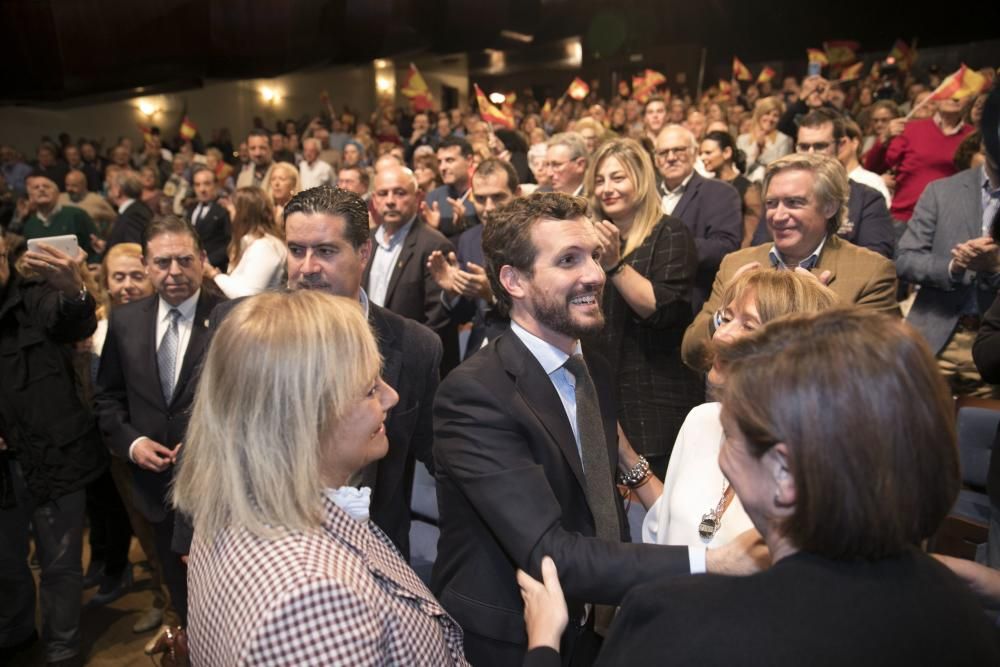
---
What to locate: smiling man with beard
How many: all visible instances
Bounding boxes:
[431,192,766,667]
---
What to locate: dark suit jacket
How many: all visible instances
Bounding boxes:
[588,549,1000,666]
[95,287,227,522]
[188,201,232,273]
[171,296,441,559]
[362,219,458,373]
[752,180,896,259]
[666,171,742,312]
[107,199,153,249]
[431,330,690,661]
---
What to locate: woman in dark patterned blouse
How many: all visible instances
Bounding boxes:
[586,138,703,476]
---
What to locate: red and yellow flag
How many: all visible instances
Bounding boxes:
[757,66,776,84]
[807,49,829,66]
[401,63,434,112]
[179,116,197,141]
[473,84,515,129]
[838,62,864,82]
[889,39,917,71]
[567,77,590,101]
[928,64,987,102]
[137,123,154,144]
[541,98,552,116]
[632,69,666,103]
[732,57,752,81]
[717,79,733,101]
[824,40,859,66]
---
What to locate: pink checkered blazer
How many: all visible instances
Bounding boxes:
[187,496,469,666]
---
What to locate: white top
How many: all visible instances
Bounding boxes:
[642,402,754,549]
[368,219,414,307]
[849,165,892,208]
[737,131,794,182]
[299,159,335,190]
[213,234,287,299]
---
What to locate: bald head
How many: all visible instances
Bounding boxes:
[65,169,88,199]
[373,165,419,230]
[655,124,698,188]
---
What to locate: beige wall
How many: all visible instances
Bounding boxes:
[0,62,378,157]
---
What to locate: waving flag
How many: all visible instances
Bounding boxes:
[732,57,752,81]
[474,84,515,129]
[824,40,860,66]
[401,63,434,111]
[838,62,864,82]
[567,77,590,101]
[807,49,829,66]
[757,66,776,84]
[632,69,666,103]
[928,64,987,102]
[179,116,198,141]
[889,39,917,71]
[717,79,733,101]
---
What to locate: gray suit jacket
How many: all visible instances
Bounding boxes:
[896,167,998,355]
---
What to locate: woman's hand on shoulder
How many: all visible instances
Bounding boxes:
[517,556,568,651]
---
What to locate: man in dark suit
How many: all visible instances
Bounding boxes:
[283,185,441,557]
[95,216,226,630]
[428,158,517,359]
[106,169,153,249]
[188,166,231,272]
[655,125,742,312]
[365,164,458,373]
[432,192,763,666]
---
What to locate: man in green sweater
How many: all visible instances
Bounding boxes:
[22,174,100,263]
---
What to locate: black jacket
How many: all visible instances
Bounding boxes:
[0,273,106,504]
[107,199,153,250]
[188,201,232,272]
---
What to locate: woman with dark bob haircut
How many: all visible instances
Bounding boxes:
[519,310,1000,666]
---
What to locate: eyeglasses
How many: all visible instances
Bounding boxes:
[795,141,833,153]
[543,159,579,171]
[654,147,692,160]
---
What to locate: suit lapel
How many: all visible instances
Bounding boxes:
[672,172,700,220]
[172,292,217,407]
[960,169,983,239]
[370,306,402,390]
[384,225,417,306]
[497,333,587,492]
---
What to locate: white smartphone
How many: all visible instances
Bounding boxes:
[27,234,80,258]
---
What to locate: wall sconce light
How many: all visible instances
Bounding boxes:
[260,86,282,104]
[489,92,506,104]
[137,100,158,118]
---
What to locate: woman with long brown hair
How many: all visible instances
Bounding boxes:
[204,186,286,298]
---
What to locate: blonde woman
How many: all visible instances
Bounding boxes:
[266,161,299,222]
[586,137,701,476]
[737,96,794,181]
[172,291,469,665]
[204,187,286,298]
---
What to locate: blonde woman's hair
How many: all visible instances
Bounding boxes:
[719,267,839,324]
[172,290,381,541]
[268,161,300,197]
[751,96,785,132]
[586,138,663,257]
[98,242,145,315]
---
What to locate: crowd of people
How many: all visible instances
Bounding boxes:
[2,58,1000,666]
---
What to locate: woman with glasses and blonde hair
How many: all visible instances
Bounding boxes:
[173,290,469,665]
[203,186,286,298]
[737,96,794,181]
[586,137,701,476]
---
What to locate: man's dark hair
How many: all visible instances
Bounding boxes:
[473,158,519,191]
[282,186,370,249]
[643,96,667,114]
[339,165,370,189]
[143,215,203,254]
[191,165,216,182]
[438,136,473,158]
[247,128,270,142]
[800,108,845,141]
[482,192,588,317]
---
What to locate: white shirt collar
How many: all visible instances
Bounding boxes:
[509,320,582,375]
[358,287,370,319]
[374,217,415,250]
[157,289,200,321]
[118,198,136,214]
[662,170,694,196]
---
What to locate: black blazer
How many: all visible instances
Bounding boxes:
[362,219,458,373]
[752,180,896,258]
[95,287,227,522]
[667,171,742,312]
[107,199,153,249]
[188,201,232,272]
[431,330,690,661]
[170,297,441,559]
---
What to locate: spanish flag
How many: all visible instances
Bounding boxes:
[473,84,515,129]
[632,69,665,103]
[838,62,864,82]
[824,40,859,66]
[137,123,154,144]
[401,63,434,112]
[928,64,987,102]
[567,77,590,101]
[889,39,917,71]
[757,66,776,85]
[179,116,198,141]
[717,80,733,101]
[732,57,752,81]
[807,49,828,66]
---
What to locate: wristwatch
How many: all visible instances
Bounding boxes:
[66,284,88,304]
